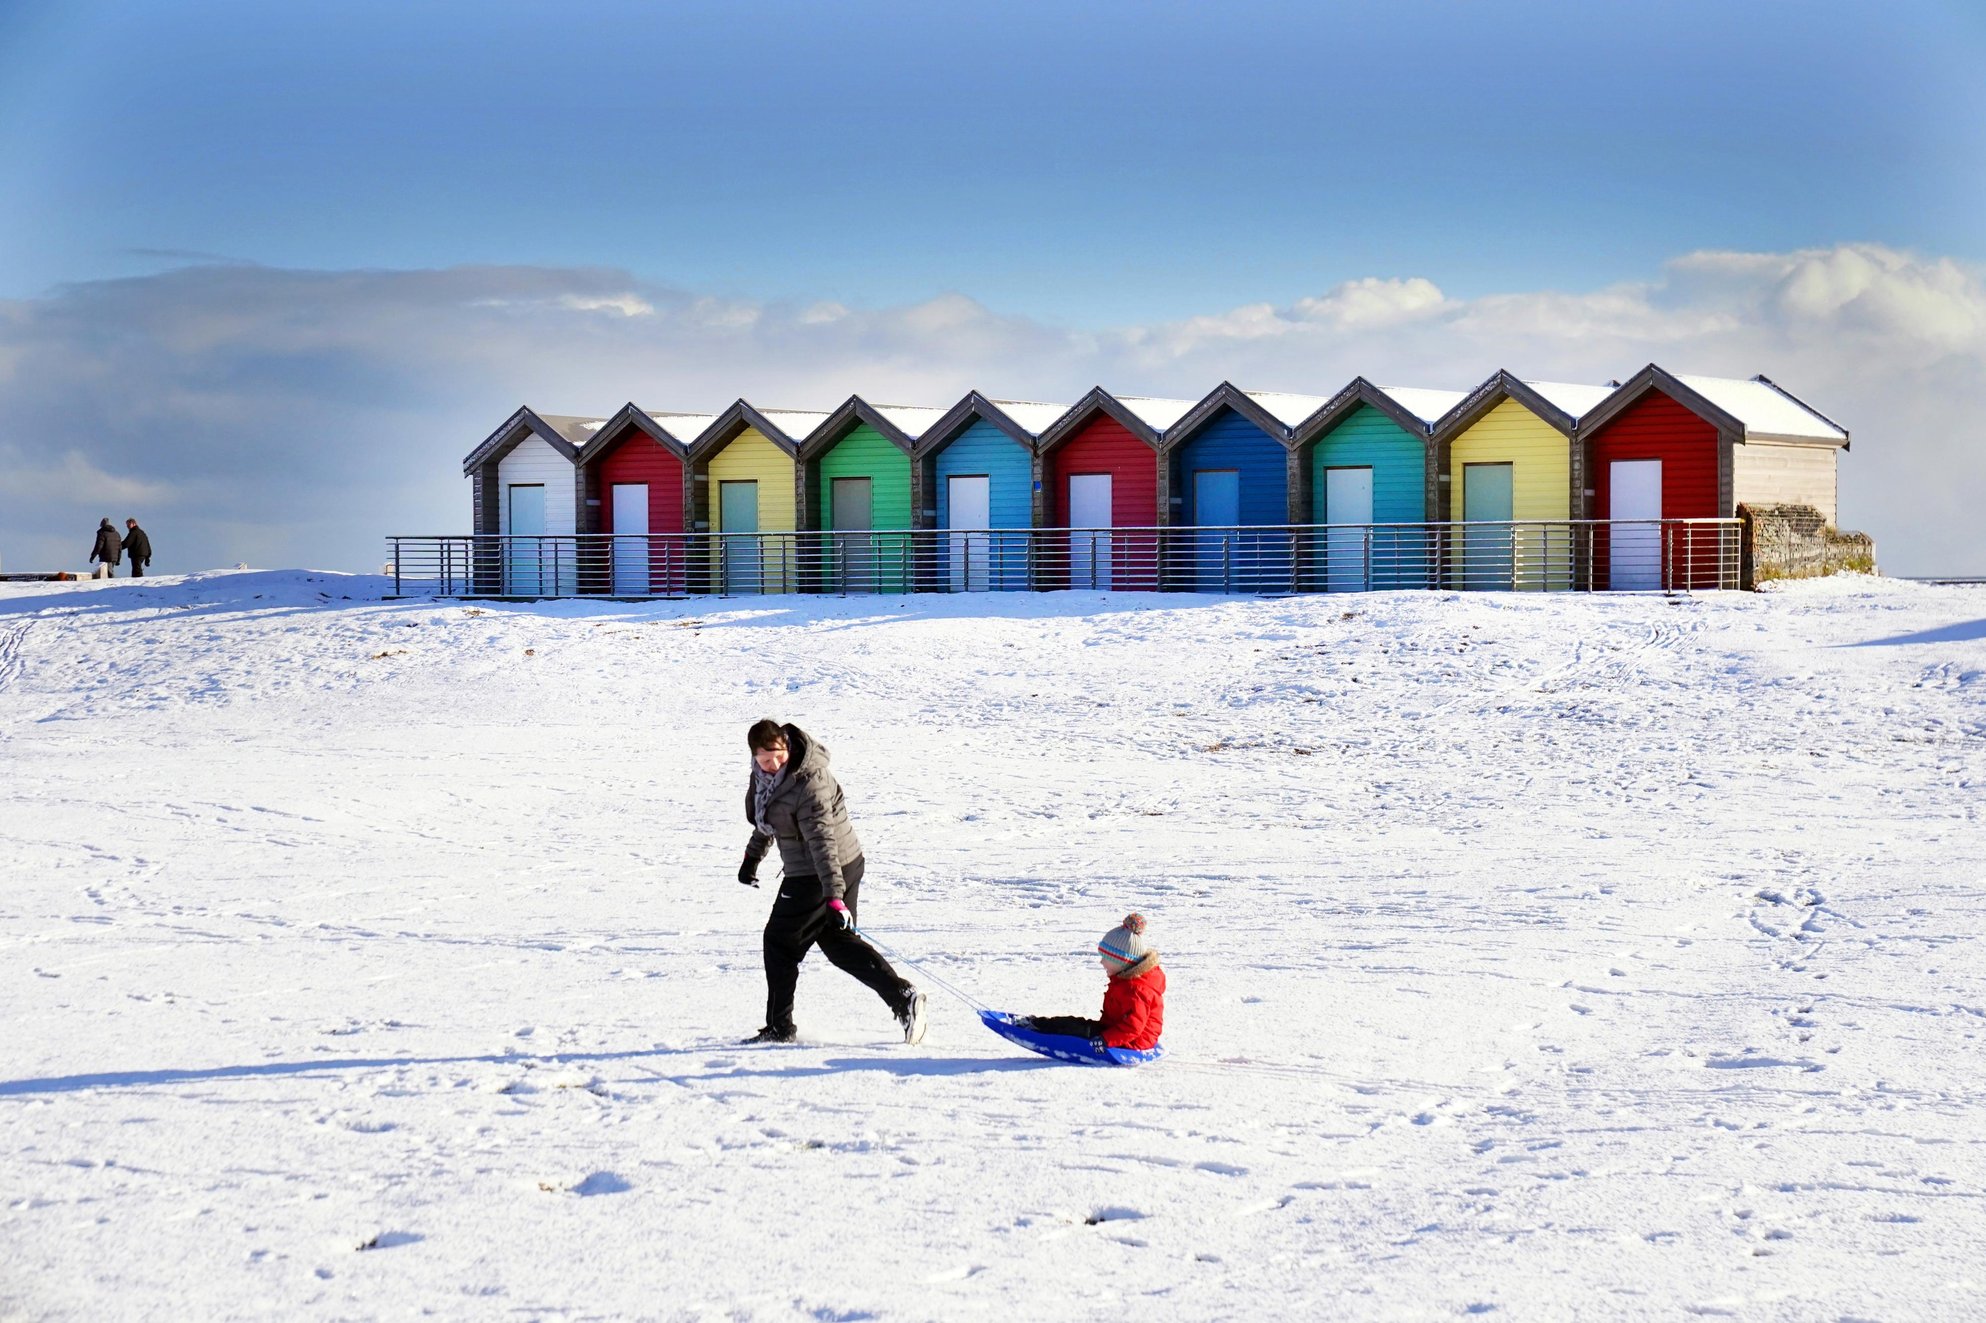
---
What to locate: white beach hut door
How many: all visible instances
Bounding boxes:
[1323,466,1374,592]
[611,483,649,594]
[1068,474,1113,589]
[506,483,545,594]
[947,475,990,592]
[719,481,761,593]
[1609,460,1663,590]
[1193,469,1240,590]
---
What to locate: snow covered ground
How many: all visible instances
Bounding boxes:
[1,571,1981,1321]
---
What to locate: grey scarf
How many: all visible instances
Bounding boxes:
[751,762,786,836]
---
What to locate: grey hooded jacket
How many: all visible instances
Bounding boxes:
[744,724,863,899]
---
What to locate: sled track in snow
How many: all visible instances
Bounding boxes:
[0,622,29,694]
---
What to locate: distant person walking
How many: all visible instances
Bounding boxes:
[122,519,152,577]
[88,518,121,580]
[736,719,926,1046]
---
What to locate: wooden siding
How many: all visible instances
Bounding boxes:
[1310,404,1427,522]
[1173,408,1287,525]
[933,419,1033,529]
[1585,390,1724,588]
[1449,397,1571,591]
[497,435,577,535]
[1732,441,1838,525]
[598,436,687,534]
[813,424,912,529]
[706,426,798,592]
[1044,414,1159,589]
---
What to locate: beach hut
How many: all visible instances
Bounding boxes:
[687,402,823,594]
[461,406,599,594]
[1161,384,1300,591]
[1434,373,1617,590]
[1574,366,1849,589]
[1291,380,1457,591]
[915,393,1064,591]
[1036,390,1195,589]
[797,398,937,592]
[574,404,712,594]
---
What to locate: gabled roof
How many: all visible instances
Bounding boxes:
[1036,388,1167,453]
[685,399,812,462]
[1290,378,1439,446]
[1163,383,1297,450]
[462,405,594,474]
[1577,365,1850,448]
[1433,371,1614,441]
[913,391,1066,457]
[796,395,924,460]
[573,403,706,465]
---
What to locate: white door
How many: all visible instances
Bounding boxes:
[611,483,648,594]
[507,483,546,593]
[947,475,991,592]
[1193,469,1240,590]
[1609,460,1662,590]
[1323,467,1374,592]
[1068,474,1113,589]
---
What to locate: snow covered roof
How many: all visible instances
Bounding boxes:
[753,409,832,444]
[539,414,608,448]
[1523,380,1618,420]
[872,405,947,440]
[1674,374,1847,443]
[643,410,720,444]
[984,399,1068,437]
[1376,387,1468,426]
[1241,390,1335,429]
[1113,395,1200,433]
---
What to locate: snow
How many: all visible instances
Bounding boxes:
[873,405,947,440]
[1377,385,1467,426]
[536,413,608,448]
[1112,394,1200,433]
[1523,380,1619,420]
[984,399,1069,437]
[3,570,1983,1320]
[1676,375,1850,443]
[643,410,721,445]
[754,409,832,444]
[1240,390,1334,430]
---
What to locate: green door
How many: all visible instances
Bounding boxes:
[1462,462,1514,590]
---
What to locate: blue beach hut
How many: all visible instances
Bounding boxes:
[1162,383,1307,591]
[915,393,1064,590]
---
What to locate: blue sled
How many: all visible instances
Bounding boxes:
[978,1010,1164,1067]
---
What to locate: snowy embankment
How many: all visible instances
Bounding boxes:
[1,571,1981,1321]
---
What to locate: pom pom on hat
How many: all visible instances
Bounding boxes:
[1098,913,1156,974]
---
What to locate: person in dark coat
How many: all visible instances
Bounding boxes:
[122,519,152,577]
[89,518,121,579]
[737,718,926,1045]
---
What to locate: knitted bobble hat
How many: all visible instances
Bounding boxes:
[1098,913,1156,975]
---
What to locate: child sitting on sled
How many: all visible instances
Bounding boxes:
[1022,913,1165,1051]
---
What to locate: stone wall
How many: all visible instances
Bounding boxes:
[1739,503,1876,589]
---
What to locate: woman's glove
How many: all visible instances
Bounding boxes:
[825,898,852,930]
[737,852,760,887]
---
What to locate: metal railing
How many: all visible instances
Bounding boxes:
[386,520,1741,598]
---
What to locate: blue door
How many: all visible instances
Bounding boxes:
[1192,469,1239,590]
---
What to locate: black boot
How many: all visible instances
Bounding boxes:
[743,1024,796,1044]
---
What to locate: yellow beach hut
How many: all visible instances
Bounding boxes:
[1433,373,1616,590]
[687,401,826,593]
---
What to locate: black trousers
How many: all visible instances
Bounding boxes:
[762,856,910,1032]
[1027,1015,1101,1039]
[130,563,144,577]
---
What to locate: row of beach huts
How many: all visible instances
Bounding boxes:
[446,364,1850,596]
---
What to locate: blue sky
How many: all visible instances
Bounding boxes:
[3,0,1981,319]
[1,0,1983,575]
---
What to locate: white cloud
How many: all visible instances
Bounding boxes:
[0,244,1977,576]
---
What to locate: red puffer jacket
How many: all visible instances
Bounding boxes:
[1099,966,1165,1050]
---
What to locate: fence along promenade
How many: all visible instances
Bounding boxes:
[386,520,1741,597]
